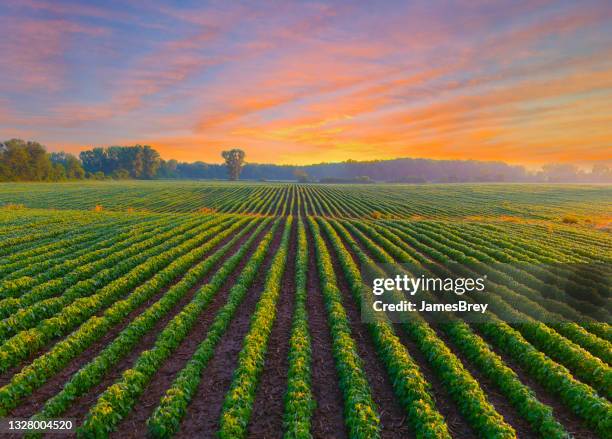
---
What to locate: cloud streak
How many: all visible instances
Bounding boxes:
[0,0,610,166]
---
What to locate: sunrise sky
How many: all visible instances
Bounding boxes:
[0,0,611,167]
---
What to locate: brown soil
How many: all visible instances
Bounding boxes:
[4,221,249,419]
[291,188,298,216]
[430,324,537,438]
[380,222,598,438]
[11,220,263,425]
[247,218,297,437]
[320,227,413,438]
[105,220,280,438]
[472,325,598,439]
[304,221,348,439]
[0,220,228,386]
[165,221,284,438]
[299,194,307,218]
[338,222,476,438]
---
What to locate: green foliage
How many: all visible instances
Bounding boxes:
[319,217,451,438]
[80,145,161,179]
[283,217,315,438]
[0,139,86,182]
[218,217,293,438]
[26,217,261,429]
[79,218,280,437]
[0,183,610,439]
[308,217,381,439]
[222,148,246,180]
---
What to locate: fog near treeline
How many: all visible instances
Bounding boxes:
[1,139,610,183]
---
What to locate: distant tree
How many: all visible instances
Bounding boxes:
[51,152,85,179]
[78,145,160,179]
[65,155,85,179]
[293,169,310,183]
[157,159,178,178]
[222,149,245,180]
[542,163,582,182]
[591,163,611,182]
[80,148,106,174]
[0,139,52,181]
[50,163,67,181]
[141,145,161,179]
[90,171,106,180]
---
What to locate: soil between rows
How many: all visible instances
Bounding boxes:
[106,219,280,438]
[0,221,185,386]
[319,222,413,438]
[379,221,600,438]
[470,325,598,439]
[0,217,222,383]
[166,220,285,438]
[428,324,537,438]
[303,219,348,439]
[337,220,477,438]
[362,220,600,438]
[8,219,253,420]
[375,228,539,437]
[247,217,297,437]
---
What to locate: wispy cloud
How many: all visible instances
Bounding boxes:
[1,0,610,166]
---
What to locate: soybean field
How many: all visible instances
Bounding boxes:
[0,182,610,438]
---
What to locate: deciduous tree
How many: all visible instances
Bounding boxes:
[222,149,245,180]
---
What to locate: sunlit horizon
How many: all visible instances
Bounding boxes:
[1,0,611,169]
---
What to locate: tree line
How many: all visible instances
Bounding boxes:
[0,139,85,182]
[1,138,610,183]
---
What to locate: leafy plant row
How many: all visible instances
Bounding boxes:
[380,220,612,398]
[0,213,187,297]
[0,214,226,342]
[0,215,233,372]
[350,220,569,438]
[331,218,515,438]
[417,221,612,364]
[479,318,612,438]
[145,218,282,437]
[410,221,609,322]
[79,218,281,437]
[0,216,251,417]
[0,222,118,280]
[358,220,612,436]
[317,217,451,438]
[218,217,293,438]
[282,216,315,439]
[24,217,264,434]
[0,218,184,318]
[307,217,381,439]
[0,214,171,285]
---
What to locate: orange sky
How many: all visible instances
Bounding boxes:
[0,0,611,167]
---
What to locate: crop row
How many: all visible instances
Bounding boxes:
[350,219,612,436]
[218,217,293,438]
[0,216,253,417]
[328,218,516,438]
[317,217,451,438]
[0,215,233,372]
[79,218,281,436]
[307,217,381,439]
[345,219,570,438]
[25,217,265,436]
[282,217,315,439]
